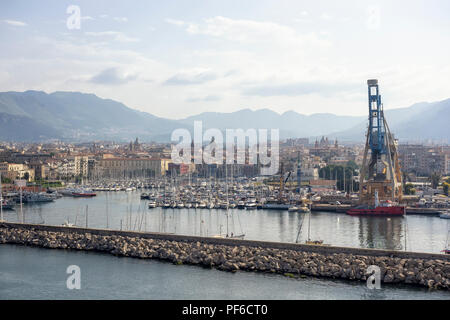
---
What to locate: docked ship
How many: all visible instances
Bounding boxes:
[262,197,290,210]
[346,204,405,216]
[346,191,405,216]
[21,193,54,203]
[71,189,97,197]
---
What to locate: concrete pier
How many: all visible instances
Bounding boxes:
[312,204,443,215]
[1,222,449,290]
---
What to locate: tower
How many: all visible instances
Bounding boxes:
[359,79,403,204]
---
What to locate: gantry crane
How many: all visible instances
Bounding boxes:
[359,79,403,204]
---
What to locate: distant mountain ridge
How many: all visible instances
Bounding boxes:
[0,90,448,143]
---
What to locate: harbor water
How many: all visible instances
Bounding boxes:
[1,244,449,299]
[1,190,448,253]
[1,191,449,300]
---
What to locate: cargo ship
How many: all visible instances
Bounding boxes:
[346,191,405,216]
[346,205,405,216]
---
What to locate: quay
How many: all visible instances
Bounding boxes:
[311,204,443,215]
[1,221,448,290]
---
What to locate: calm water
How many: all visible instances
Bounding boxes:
[1,244,449,300]
[2,191,449,253]
[1,192,449,299]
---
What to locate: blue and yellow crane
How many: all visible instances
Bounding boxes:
[359,79,403,204]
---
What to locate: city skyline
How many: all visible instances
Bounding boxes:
[1,0,449,119]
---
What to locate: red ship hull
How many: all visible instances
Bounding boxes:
[72,193,96,197]
[346,206,405,216]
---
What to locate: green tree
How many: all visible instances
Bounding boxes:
[443,178,450,196]
[404,183,416,195]
[443,183,449,196]
[430,172,441,189]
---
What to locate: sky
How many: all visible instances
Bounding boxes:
[0,0,449,119]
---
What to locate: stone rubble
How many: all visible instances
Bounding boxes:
[0,226,448,290]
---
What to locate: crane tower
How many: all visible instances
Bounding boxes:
[359,79,403,204]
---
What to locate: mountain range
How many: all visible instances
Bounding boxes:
[0,90,448,143]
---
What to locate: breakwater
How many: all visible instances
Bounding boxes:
[0,222,449,290]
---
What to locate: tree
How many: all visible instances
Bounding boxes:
[443,178,450,196]
[443,183,449,196]
[430,172,441,189]
[404,183,416,195]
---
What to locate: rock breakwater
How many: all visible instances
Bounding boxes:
[0,224,448,290]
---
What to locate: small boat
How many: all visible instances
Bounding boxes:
[288,206,298,212]
[177,202,185,209]
[245,202,257,210]
[298,204,310,213]
[439,211,450,219]
[21,193,54,203]
[72,189,97,197]
[306,240,329,246]
[219,202,229,210]
[148,200,157,208]
[237,200,245,209]
[140,193,149,200]
[1,199,14,210]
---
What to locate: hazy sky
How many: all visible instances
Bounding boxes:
[1,0,449,119]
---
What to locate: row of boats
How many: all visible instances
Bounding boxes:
[140,193,311,212]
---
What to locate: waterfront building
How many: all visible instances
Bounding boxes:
[97,157,171,179]
[398,144,446,175]
[0,162,35,182]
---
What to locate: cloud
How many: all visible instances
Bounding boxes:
[242,81,357,97]
[165,18,185,26]
[170,16,330,48]
[114,17,128,23]
[85,31,139,42]
[89,67,137,85]
[164,70,217,85]
[186,95,221,103]
[320,13,332,20]
[3,19,27,27]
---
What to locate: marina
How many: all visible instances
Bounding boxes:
[0,189,449,254]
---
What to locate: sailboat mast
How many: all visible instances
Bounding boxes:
[226,164,229,237]
[308,210,311,241]
[0,171,3,221]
